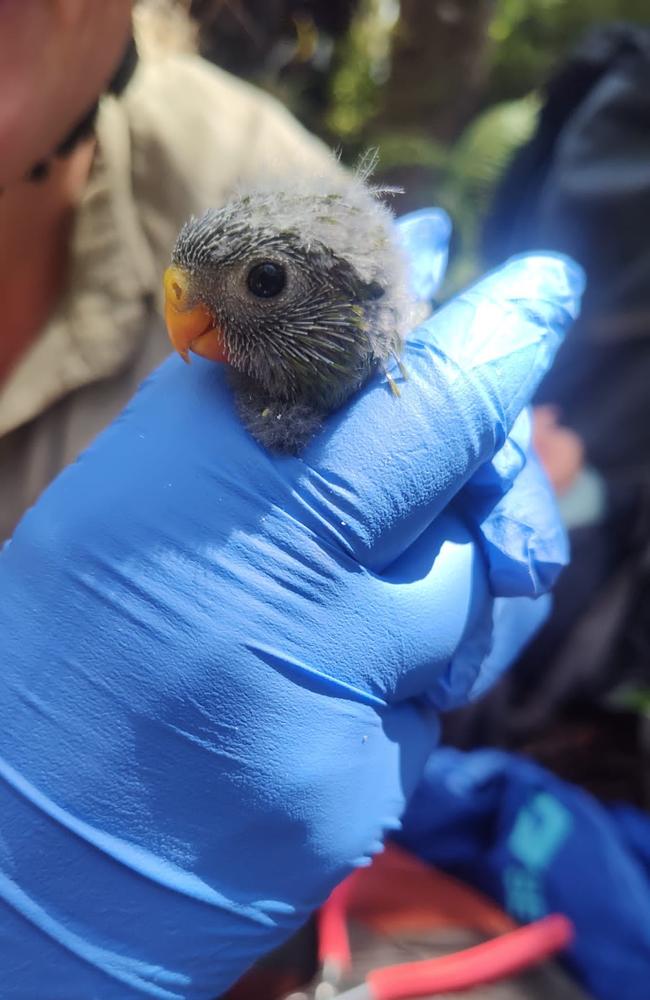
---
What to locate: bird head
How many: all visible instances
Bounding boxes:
[163,185,407,406]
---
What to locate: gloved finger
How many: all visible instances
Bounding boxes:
[396,208,452,302]
[461,594,552,706]
[396,580,552,712]
[458,449,569,600]
[373,512,495,703]
[339,463,562,705]
[298,254,585,573]
[275,509,492,706]
[419,253,583,417]
[463,408,532,499]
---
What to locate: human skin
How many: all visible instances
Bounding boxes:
[0,0,133,382]
[532,405,585,495]
[0,0,132,188]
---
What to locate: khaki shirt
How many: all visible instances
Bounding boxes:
[0,54,341,541]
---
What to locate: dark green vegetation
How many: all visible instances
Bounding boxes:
[191,0,650,288]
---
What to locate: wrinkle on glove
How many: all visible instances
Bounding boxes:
[0,212,583,999]
[458,447,569,600]
[298,252,584,572]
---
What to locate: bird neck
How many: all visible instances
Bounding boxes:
[0,138,95,386]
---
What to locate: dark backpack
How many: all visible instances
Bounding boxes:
[451,23,650,742]
[484,22,650,477]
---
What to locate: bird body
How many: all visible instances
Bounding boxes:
[164,157,412,452]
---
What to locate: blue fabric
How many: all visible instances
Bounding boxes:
[397,748,650,1000]
[0,211,583,998]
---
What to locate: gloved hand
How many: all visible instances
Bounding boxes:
[0,210,583,1000]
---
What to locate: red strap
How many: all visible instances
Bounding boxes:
[366,914,574,1000]
[317,873,359,972]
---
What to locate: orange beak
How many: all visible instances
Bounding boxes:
[163,266,229,364]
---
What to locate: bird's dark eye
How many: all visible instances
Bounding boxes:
[247,261,286,298]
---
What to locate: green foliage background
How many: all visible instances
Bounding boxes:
[324,0,650,137]
[321,0,650,287]
[488,0,650,102]
[195,0,650,286]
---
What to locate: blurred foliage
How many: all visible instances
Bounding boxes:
[192,0,650,286]
[326,0,398,140]
[610,686,650,717]
[488,0,650,104]
[374,93,542,291]
[190,1,359,132]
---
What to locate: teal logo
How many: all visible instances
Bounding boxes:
[503,792,573,921]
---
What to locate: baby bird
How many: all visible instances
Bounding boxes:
[163,156,412,453]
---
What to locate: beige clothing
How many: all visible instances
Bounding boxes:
[0,53,341,541]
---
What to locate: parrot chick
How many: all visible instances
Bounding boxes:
[163,157,412,453]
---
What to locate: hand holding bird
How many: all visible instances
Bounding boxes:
[0,212,582,998]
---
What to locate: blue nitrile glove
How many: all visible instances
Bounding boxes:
[0,209,583,999]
